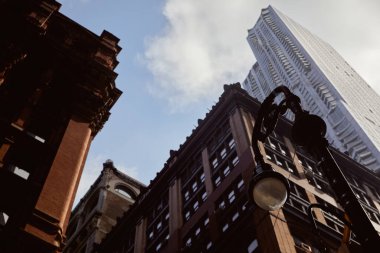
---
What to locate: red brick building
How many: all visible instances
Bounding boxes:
[98,84,380,253]
[0,1,121,252]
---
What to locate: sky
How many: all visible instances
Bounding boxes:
[57,0,380,205]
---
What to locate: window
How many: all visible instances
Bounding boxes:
[200,173,205,183]
[207,122,232,152]
[7,165,30,180]
[212,157,219,168]
[184,191,190,201]
[220,148,227,159]
[223,165,231,176]
[299,155,322,176]
[192,181,198,192]
[212,151,240,188]
[182,215,210,250]
[247,239,258,253]
[285,182,310,214]
[265,149,298,177]
[219,200,226,209]
[185,211,190,221]
[206,241,213,250]
[214,176,248,233]
[0,212,9,226]
[232,155,239,166]
[195,227,201,236]
[193,201,199,211]
[204,217,209,226]
[182,169,206,213]
[307,176,334,196]
[232,212,239,221]
[183,192,207,222]
[368,185,380,203]
[115,185,135,199]
[201,191,207,201]
[228,138,236,149]
[364,206,380,224]
[352,187,377,209]
[315,196,345,233]
[237,178,244,189]
[228,190,236,203]
[185,238,192,246]
[146,192,169,252]
[209,134,237,175]
[214,176,221,187]
[156,222,162,230]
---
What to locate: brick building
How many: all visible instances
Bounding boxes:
[97,84,380,253]
[64,160,145,253]
[0,1,121,252]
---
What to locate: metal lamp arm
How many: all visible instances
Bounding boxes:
[251,86,301,165]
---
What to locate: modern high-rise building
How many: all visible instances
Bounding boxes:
[243,5,380,172]
[96,84,380,253]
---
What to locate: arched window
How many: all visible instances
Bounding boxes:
[115,185,136,199]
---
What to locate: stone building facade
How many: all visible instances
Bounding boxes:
[64,160,145,253]
[0,1,121,252]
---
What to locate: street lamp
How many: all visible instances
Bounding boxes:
[248,162,289,211]
[248,85,380,250]
[248,86,293,211]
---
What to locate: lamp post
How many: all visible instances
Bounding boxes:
[248,85,380,250]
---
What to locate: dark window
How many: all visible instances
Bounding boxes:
[265,149,298,177]
[182,168,207,223]
[182,215,211,251]
[209,134,237,173]
[215,176,248,233]
[285,182,309,214]
[0,212,9,226]
[207,122,231,153]
[211,151,239,188]
[315,196,345,234]
[115,185,136,199]
[146,192,169,252]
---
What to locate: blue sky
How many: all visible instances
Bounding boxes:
[57,0,380,205]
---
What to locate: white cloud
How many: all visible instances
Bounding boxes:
[72,155,140,207]
[144,0,258,109]
[144,0,380,109]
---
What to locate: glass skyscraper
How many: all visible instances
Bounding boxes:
[243,5,380,172]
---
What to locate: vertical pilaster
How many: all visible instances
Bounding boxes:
[283,137,305,178]
[63,135,92,231]
[169,179,183,233]
[230,108,257,182]
[229,108,253,157]
[24,117,92,249]
[134,218,147,253]
[167,178,182,251]
[254,209,296,253]
[306,192,327,225]
[201,148,213,196]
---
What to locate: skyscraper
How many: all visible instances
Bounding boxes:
[243,5,380,172]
